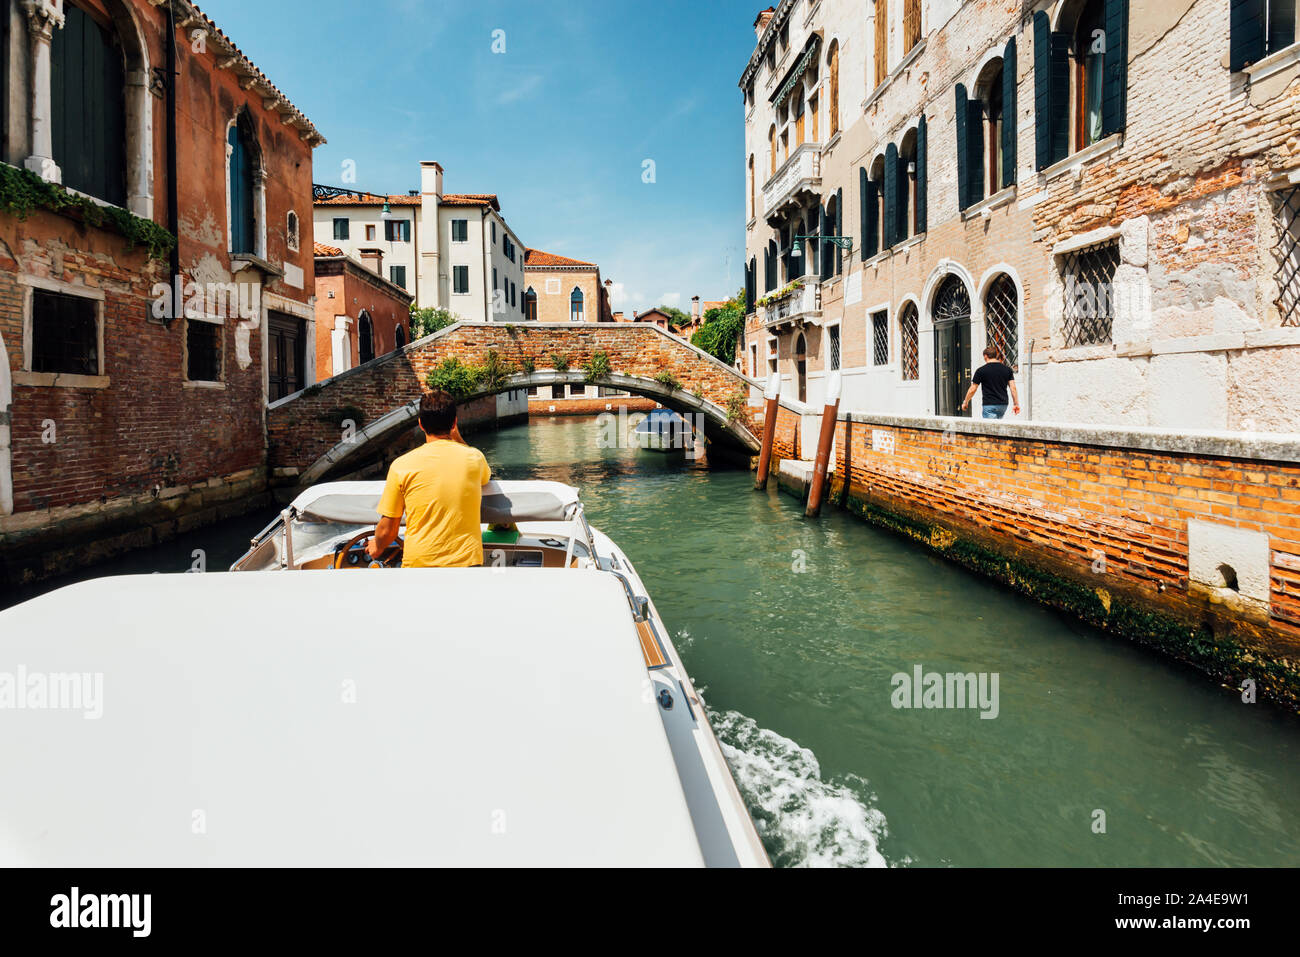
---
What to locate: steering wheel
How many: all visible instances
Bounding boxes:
[333,528,403,569]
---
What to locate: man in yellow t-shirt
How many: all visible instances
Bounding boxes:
[366,390,491,568]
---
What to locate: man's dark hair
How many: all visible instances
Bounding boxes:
[418,390,457,435]
[983,346,1001,360]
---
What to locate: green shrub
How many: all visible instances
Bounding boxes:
[550,353,570,372]
[654,370,682,391]
[583,351,612,383]
[520,357,536,375]
[425,357,483,398]
[478,350,517,392]
[410,306,459,339]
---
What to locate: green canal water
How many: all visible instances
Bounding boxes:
[9,416,1299,867]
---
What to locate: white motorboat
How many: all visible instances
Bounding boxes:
[0,480,769,867]
[632,408,695,453]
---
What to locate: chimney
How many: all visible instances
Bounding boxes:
[358,248,383,276]
[691,296,701,322]
[420,161,444,198]
[754,7,775,39]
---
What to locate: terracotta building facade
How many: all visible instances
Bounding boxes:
[0,0,322,585]
[311,243,414,382]
[740,0,1300,431]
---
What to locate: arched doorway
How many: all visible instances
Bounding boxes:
[358,311,374,365]
[932,274,971,416]
[525,287,538,321]
[795,332,807,404]
[394,323,406,350]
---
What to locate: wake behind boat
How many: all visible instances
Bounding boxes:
[0,480,768,868]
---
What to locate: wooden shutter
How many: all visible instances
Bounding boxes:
[51,6,126,206]
[1230,0,1265,71]
[954,85,971,209]
[1050,33,1071,161]
[764,247,772,292]
[860,167,879,259]
[1101,0,1128,137]
[883,143,899,248]
[229,123,255,254]
[1032,12,1070,170]
[1002,38,1017,189]
[915,115,927,233]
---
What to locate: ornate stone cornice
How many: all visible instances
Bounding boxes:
[21,0,65,39]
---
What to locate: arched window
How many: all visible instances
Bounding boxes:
[873,2,888,87]
[827,40,840,137]
[1073,0,1106,149]
[769,124,777,176]
[358,312,374,365]
[227,112,259,255]
[286,210,300,252]
[570,287,584,322]
[525,287,538,321]
[899,301,920,381]
[795,333,807,404]
[984,274,1019,369]
[975,57,1005,201]
[52,4,126,206]
[394,323,406,350]
[898,128,917,241]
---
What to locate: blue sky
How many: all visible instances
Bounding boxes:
[200,0,761,314]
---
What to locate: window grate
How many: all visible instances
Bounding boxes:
[1060,240,1119,347]
[984,273,1019,368]
[829,325,841,371]
[871,310,889,366]
[1275,184,1300,327]
[32,290,98,376]
[899,301,919,380]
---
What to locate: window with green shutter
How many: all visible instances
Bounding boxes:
[915,115,928,233]
[453,265,470,294]
[883,143,899,247]
[390,266,406,289]
[452,220,468,242]
[333,218,349,240]
[1033,11,1070,169]
[51,4,126,206]
[228,115,257,255]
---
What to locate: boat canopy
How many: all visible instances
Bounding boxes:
[290,480,581,525]
[0,571,704,866]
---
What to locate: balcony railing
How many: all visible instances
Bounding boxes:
[761,280,822,327]
[762,143,821,218]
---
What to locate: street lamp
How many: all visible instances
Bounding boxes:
[790,234,852,257]
[380,202,394,223]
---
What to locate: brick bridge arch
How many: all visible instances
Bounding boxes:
[267,322,760,485]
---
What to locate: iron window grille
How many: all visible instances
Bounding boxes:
[1060,240,1120,347]
[984,273,1019,368]
[1275,184,1300,328]
[872,310,889,365]
[829,325,841,371]
[899,301,919,380]
[185,319,222,383]
[32,290,98,376]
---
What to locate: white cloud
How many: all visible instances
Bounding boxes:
[659,292,682,308]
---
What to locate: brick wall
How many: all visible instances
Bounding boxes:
[761,403,1300,706]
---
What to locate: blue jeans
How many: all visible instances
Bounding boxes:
[982,404,1008,419]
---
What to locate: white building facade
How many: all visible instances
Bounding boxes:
[312,161,528,323]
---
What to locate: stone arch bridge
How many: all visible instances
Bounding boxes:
[267,322,761,485]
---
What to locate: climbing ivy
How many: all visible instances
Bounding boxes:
[0,163,176,261]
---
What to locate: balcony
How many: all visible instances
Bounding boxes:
[762,143,821,221]
[760,279,821,329]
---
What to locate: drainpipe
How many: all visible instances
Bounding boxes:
[1026,338,1035,419]
[805,370,841,518]
[753,372,781,490]
[165,0,180,326]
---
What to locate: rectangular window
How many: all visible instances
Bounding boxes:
[829,325,842,371]
[492,267,498,292]
[185,318,223,383]
[491,222,497,244]
[333,218,349,240]
[365,225,376,241]
[31,289,98,376]
[1060,240,1120,347]
[570,384,586,397]
[384,219,410,242]
[390,265,407,289]
[871,310,889,366]
[453,265,470,294]
[452,220,468,242]
[551,384,564,399]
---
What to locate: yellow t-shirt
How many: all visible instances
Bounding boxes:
[377,439,491,568]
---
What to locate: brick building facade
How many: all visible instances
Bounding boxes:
[523,247,618,404]
[0,0,322,585]
[311,243,414,383]
[740,0,1300,431]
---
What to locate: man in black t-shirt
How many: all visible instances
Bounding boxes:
[961,347,1020,419]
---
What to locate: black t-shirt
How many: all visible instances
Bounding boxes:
[972,362,1014,406]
